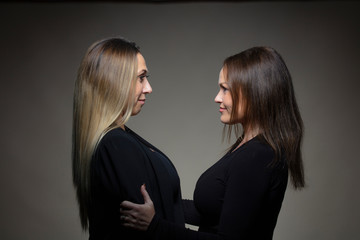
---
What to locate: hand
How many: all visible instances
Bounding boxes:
[120,184,155,231]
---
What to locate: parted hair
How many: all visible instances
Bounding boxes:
[72,37,140,230]
[223,46,305,189]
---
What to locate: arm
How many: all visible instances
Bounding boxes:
[120,188,201,228]
[120,146,276,240]
[215,149,273,238]
[94,130,152,203]
[182,199,201,226]
[120,184,155,231]
[120,186,216,240]
[91,129,158,239]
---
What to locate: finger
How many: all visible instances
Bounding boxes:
[122,222,146,231]
[120,214,134,224]
[120,200,139,209]
[122,222,133,228]
[122,222,142,230]
[120,207,133,215]
[140,184,152,204]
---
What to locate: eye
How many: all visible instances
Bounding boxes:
[138,74,149,83]
[221,86,228,93]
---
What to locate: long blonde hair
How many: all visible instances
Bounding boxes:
[72,37,140,230]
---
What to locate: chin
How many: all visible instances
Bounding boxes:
[220,117,230,124]
[131,109,141,116]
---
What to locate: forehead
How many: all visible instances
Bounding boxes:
[136,53,147,72]
[218,67,227,84]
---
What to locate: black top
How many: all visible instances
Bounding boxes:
[148,137,288,240]
[89,127,185,240]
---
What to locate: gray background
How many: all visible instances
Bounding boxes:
[1,1,360,240]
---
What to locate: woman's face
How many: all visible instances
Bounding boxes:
[131,53,152,116]
[214,68,244,124]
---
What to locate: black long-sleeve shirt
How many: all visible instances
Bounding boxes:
[89,127,184,239]
[148,137,288,240]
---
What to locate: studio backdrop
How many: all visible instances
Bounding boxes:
[0,1,359,240]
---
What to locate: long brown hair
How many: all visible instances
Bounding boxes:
[223,46,305,189]
[72,37,140,230]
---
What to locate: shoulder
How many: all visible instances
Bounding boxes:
[96,128,143,156]
[238,137,273,160]
[229,137,275,170]
[100,127,136,145]
[92,128,148,176]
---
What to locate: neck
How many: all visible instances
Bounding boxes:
[114,116,126,130]
[230,123,260,153]
[236,125,260,149]
[114,120,125,130]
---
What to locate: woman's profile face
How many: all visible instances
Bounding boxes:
[214,68,244,124]
[131,53,152,116]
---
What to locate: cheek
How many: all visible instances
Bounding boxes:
[224,95,232,108]
[135,83,143,97]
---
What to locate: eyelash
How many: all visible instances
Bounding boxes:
[138,74,149,82]
[221,86,228,92]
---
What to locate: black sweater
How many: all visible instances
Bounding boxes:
[89,127,185,240]
[148,137,288,240]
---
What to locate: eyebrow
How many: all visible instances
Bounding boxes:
[138,69,148,75]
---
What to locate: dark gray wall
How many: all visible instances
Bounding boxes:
[1,2,359,240]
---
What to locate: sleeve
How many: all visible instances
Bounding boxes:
[216,147,273,239]
[182,199,201,226]
[93,132,151,203]
[147,214,217,240]
[146,147,274,240]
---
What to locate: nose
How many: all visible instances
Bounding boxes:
[143,79,152,94]
[214,90,222,103]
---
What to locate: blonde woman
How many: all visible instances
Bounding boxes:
[120,47,305,240]
[72,37,185,239]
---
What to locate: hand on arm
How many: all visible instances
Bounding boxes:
[120,184,155,231]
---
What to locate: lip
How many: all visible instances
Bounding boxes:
[219,107,226,112]
[138,99,146,104]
